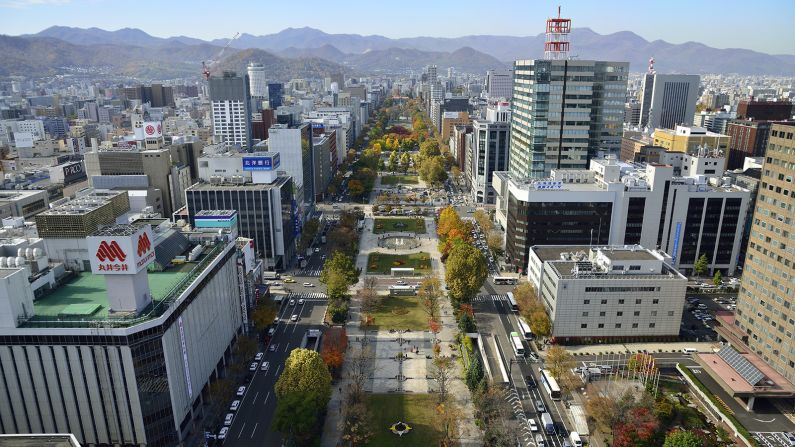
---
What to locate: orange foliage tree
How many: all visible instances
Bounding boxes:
[320,327,348,378]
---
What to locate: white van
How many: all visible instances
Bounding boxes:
[570,431,582,447]
[683,348,698,354]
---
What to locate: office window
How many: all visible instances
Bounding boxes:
[617,311,623,316]
[653,299,659,304]
[599,311,606,317]
[583,300,590,305]
[601,299,607,304]
[668,311,675,316]
[634,311,640,316]
[632,323,639,328]
[618,299,625,304]
[649,323,656,328]
[598,323,604,328]
[615,323,622,328]
[582,312,588,317]
[651,311,658,316]
[636,299,642,304]
[581,324,587,328]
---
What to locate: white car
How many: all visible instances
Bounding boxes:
[218,427,229,439]
[261,361,270,372]
[529,418,538,432]
[254,352,264,361]
[236,386,246,397]
[314,248,321,253]
[249,362,258,372]
[269,343,278,352]
[289,299,296,306]
[229,400,240,411]
[291,314,299,322]
[303,282,314,287]
[298,299,305,305]
[396,280,407,285]
[224,413,234,426]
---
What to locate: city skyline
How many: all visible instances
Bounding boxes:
[1,0,794,55]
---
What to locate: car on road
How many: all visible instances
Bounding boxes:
[224,413,234,426]
[269,343,278,352]
[526,375,537,388]
[527,353,539,362]
[284,278,296,283]
[291,314,299,322]
[289,299,296,306]
[535,399,545,413]
[236,386,246,396]
[535,434,545,447]
[529,418,538,432]
[218,427,229,439]
[303,282,314,287]
[784,432,795,446]
[267,327,276,337]
[556,423,568,437]
[314,247,321,253]
[254,352,264,361]
[395,280,406,285]
[249,362,258,372]
[261,361,270,372]
[229,400,240,411]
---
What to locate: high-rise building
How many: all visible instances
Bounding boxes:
[639,73,700,130]
[733,123,795,383]
[209,71,252,148]
[508,58,627,178]
[484,69,513,100]
[466,102,510,204]
[123,84,175,108]
[247,62,268,98]
[267,83,284,108]
[267,124,315,210]
[494,153,750,274]
[726,120,778,169]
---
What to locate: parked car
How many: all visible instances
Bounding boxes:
[229,400,240,411]
[269,343,278,352]
[303,282,314,287]
[291,314,299,322]
[218,427,229,439]
[529,418,538,432]
[261,361,270,372]
[535,399,546,413]
[526,375,537,388]
[254,352,263,361]
[249,362,258,372]
[298,299,305,305]
[289,299,296,306]
[224,413,234,426]
[236,386,246,396]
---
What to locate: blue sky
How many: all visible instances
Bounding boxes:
[1,0,794,54]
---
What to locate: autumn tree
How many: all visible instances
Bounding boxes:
[612,406,660,447]
[251,302,277,332]
[434,402,462,447]
[348,344,375,400]
[529,310,552,337]
[418,275,443,320]
[399,152,411,172]
[320,327,348,378]
[387,150,398,172]
[340,400,373,446]
[275,348,332,403]
[320,251,359,286]
[445,243,488,305]
[545,345,576,391]
[486,232,503,256]
[235,334,258,362]
[298,218,320,252]
[431,355,455,404]
[584,385,619,434]
[272,391,324,444]
[472,209,493,233]
[348,179,365,198]
[429,319,442,338]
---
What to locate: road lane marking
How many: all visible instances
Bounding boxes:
[237,422,247,439]
[274,365,282,378]
[263,391,271,406]
[284,343,290,352]
[250,423,259,438]
[252,391,259,405]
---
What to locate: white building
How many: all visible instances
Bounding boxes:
[639,73,700,130]
[527,245,687,343]
[247,62,268,98]
[466,102,510,204]
[209,72,251,148]
[484,69,513,100]
[494,151,751,275]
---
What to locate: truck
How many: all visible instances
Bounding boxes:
[263,271,280,280]
[541,412,554,435]
[301,329,322,351]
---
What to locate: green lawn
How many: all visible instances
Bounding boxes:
[368,294,427,330]
[366,252,431,274]
[365,394,444,447]
[381,175,419,185]
[373,217,427,234]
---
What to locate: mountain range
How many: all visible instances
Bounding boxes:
[4,26,795,77]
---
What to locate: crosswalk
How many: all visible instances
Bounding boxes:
[297,268,322,276]
[473,294,509,303]
[753,432,795,447]
[286,292,328,301]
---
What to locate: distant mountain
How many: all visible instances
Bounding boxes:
[18,26,795,75]
[0,35,346,80]
[213,48,346,81]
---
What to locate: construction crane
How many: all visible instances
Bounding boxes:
[202,32,240,80]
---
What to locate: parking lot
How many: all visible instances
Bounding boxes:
[680,292,738,341]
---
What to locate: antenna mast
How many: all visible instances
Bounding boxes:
[544,6,571,60]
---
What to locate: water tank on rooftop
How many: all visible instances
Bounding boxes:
[15,257,25,267]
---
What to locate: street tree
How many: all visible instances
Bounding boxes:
[693,254,709,276]
[713,270,723,286]
[320,327,348,378]
[235,335,258,361]
[298,218,320,252]
[458,312,477,333]
[445,243,488,305]
[465,353,484,391]
[420,138,441,158]
[434,402,463,447]
[486,232,503,256]
[431,355,455,404]
[545,346,575,384]
[529,310,552,337]
[340,400,373,446]
[387,151,398,172]
[418,275,442,320]
[272,391,324,444]
[399,152,411,172]
[250,302,277,332]
[472,209,493,233]
[275,348,332,404]
[348,344,375,400]
[348,179,365,198]
[320,251,359,286]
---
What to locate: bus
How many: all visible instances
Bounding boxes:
[506,292,519,312]
[509,331,525,356]
[389,285,417,296]
[539,368,562,400]
[493,276,518,285]
[517,317,534,340]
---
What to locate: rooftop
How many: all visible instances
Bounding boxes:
[188,176,290,191]
[22,243,224,329]
[601,249,659,262]
[532,245,592,262]
[0,434,81,447]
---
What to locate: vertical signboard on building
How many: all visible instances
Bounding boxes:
[237,259,248,334]
[671,222,682,265]
[178,316,193,399]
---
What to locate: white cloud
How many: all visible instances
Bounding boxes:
[0,0,71,8]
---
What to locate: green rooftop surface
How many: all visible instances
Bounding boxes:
[28,261,202,326]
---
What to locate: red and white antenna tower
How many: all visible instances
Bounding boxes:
[544,6,571,60]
